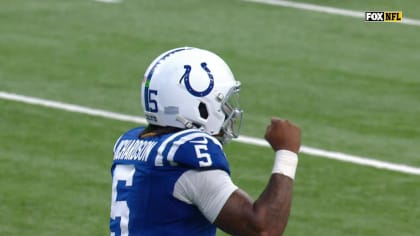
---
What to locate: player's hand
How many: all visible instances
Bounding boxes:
[264,118,301,153]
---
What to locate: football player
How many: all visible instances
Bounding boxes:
[110,47,301,236]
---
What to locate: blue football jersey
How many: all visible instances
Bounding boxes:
[110,127,231,236]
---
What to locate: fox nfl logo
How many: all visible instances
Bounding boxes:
[365,11,403,22]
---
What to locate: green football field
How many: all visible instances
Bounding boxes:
[1,0,419,235]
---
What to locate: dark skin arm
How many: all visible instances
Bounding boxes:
[215,118,301,236]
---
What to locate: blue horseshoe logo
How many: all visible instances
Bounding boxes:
[179,62,215,97]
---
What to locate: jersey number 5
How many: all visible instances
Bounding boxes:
[194,144,213,167]
[110,165,135,236]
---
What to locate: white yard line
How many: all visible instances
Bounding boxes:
[93,0,122,4]
[243,0,420,26]
[1,91,420,176]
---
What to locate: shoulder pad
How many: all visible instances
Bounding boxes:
[157,130,230,173]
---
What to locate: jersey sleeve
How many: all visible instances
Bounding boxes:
[173,169,238,223]
[167,132,231,173]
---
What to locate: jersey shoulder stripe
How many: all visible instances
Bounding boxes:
[166,131,221,163]
[155,129,200,166]
[161,130,230,173]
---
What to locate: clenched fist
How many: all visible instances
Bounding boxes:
[264,118,301,153]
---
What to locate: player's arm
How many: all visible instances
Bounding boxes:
[214,118,301,236]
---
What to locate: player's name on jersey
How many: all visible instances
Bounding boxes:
[114,140,157,161]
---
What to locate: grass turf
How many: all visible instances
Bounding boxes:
[1,0,419,235]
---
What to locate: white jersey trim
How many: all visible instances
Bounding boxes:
[173,169,238,223]
[113,134,124,153]
[166,132,222,163]
[155,129,198,166]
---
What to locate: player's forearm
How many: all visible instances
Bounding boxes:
[215,177,295,236]
[252,173,294,235]
[249,150,298,235]
[215,151,298,236]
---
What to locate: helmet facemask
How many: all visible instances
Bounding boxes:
[176,82,243,145]
[218,82,243,144]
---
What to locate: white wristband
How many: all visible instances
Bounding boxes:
[272,150,299,180]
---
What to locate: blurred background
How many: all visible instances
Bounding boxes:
[1,0,419,235]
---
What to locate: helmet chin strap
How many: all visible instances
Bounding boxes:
[176,115,195,129]
[176,115,232,144]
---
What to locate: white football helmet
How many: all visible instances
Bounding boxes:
[141,47,243,143]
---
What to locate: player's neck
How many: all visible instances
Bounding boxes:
[139,125,183,138]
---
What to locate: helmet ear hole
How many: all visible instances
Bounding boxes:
[198,102,209,119]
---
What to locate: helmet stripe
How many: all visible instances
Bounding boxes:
[145,47,193,87]
[144,47,193,112]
